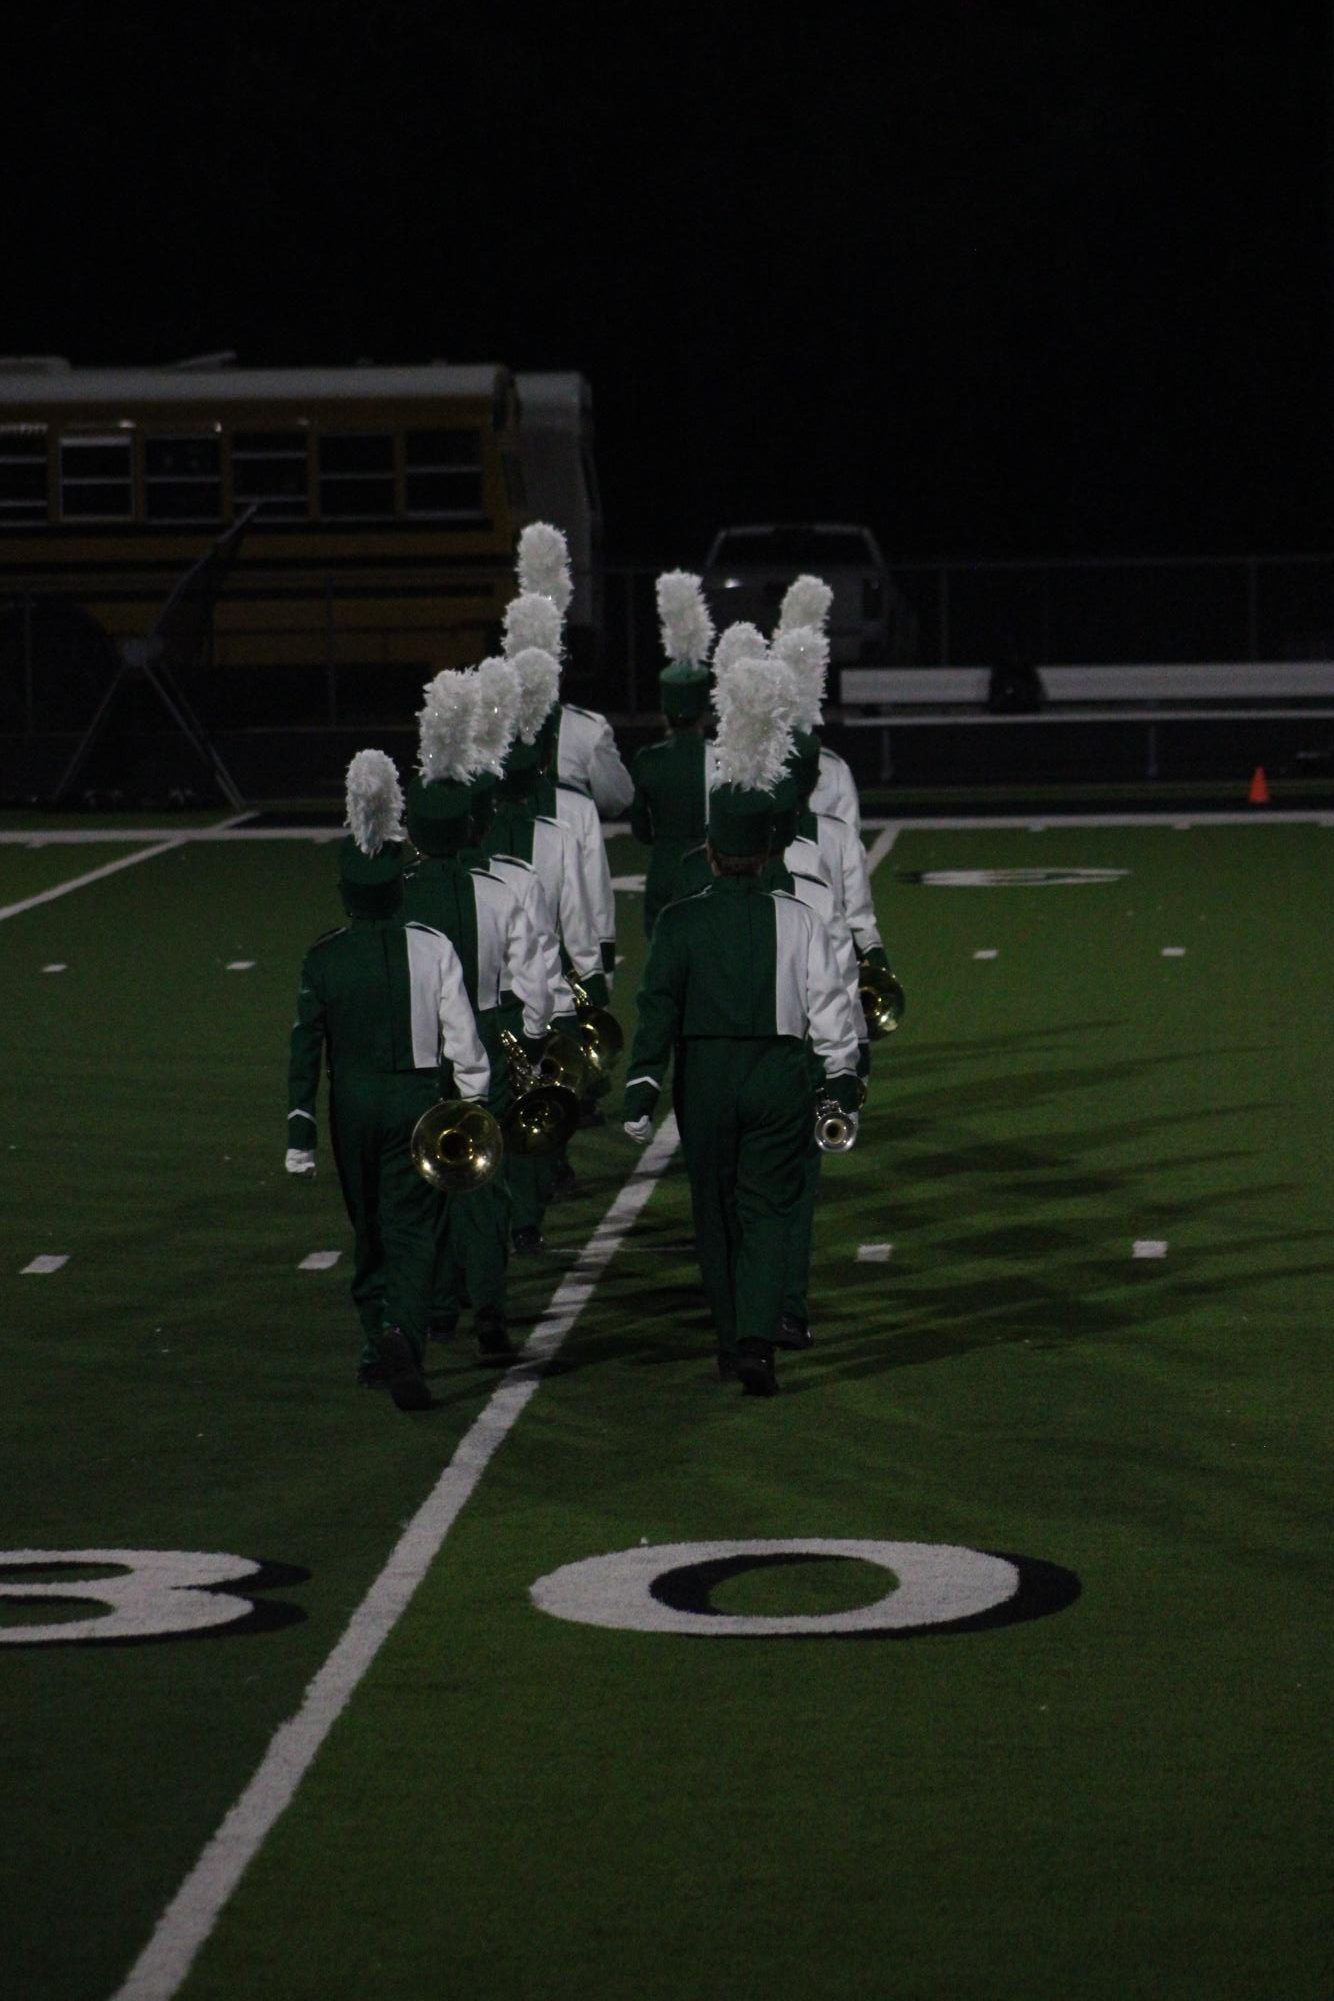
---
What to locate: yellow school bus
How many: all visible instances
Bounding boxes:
[0,357,528,675]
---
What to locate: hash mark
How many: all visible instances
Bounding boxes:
[1132,1240,1168,1259]
[299,1251,341,1271]
[22,1255,69,1275]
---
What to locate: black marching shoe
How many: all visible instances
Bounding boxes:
[717,1351,740,1383]
[377,1326,433,1412]
[475,1309,518,1365]
[736,1338,778,1397]
[775,1313,813,1351]
[511,1226,545,1255]
[428,1312,459,1343]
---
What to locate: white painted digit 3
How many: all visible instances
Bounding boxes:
[0,1550,266,1644]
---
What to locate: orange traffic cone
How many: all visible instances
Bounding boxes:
[1248,765,1271,805]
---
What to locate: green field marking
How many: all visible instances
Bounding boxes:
[700,1553,901,1618]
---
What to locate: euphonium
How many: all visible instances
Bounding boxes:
[411,1098,504,1192]
[567,975,624,1081]
[814,1094,859,1153]
[499,1028,583,1155]
[859,961,906,1039]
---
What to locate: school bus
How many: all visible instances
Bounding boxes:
[0,357,530,683]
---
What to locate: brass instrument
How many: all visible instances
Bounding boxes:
[814,1094,859,1153]
[567,975,625,1082]
[859,961,906,1039]
[499,1028,583,1155]
[411,1098,504,1192]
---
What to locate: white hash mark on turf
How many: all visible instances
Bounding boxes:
[43,963,67,973]
[858,1244,893,1262]
[1161,947,1186,957]
[226,960,255,971]
[1132,1240,1168,1259]
[974,948,999,960]
[108,1114,682,2001]
[22,1256,69,1275]
[298,1251,341,1271]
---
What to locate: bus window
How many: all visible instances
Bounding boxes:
[145,435,221,522]
[60,435,133,521]
[0,426,47,524]
[405,428,484,519]
[232,430,309,519]
[318,433,395,519]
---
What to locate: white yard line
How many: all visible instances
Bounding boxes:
[0,839,187,922]
[858,810,1333,830]
[863,824,901,874]
[111,1114,681,2001]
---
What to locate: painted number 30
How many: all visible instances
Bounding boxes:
[0,1550,284,1646]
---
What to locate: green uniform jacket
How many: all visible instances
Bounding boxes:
[630,732,713,934]
[622,876,861,1123]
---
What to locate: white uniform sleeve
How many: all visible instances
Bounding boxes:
[558,787,616,958]
[813,749,862,838]
[585,719,635,817]
[805,912,861,1082]
[522,871,576,1017]
[504,894,556,1042]
[552,822,603,984]
[833,818,883,957]
[436,939,490,1101]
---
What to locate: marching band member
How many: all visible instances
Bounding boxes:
[286,750,490,1411]
[504,586,617,991]
[776,574,862,835]
[622,654,861,1397]
[402,671,561,1361]
[515,521,634,817]
[479,645,603,1251]
[629,571,716,937]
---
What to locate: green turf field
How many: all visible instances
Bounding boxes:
[2,816,1330,2000]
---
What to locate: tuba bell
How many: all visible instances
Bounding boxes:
[567,975,624,1082]
[411,1098,504,1192]
[859,961,906,1039]
[499,1028,583,1155]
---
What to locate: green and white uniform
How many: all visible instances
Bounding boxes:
[288,916,489,1367]
[402,856,556,1323]
[787,806,884,957]
[623,876,859,1359]
[536,772,617,982]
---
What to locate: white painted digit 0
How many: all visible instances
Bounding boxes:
[531,1538,1021,1636]
[0,1550,264,1644]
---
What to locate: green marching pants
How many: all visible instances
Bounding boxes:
[433,1011,513,1325]
[674,1036,811,1357]
[780,1046,825,1325]
[329,1070,442,1367]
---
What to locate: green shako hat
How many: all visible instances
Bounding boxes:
[660,661,710,720]
[339,749,405,915]
[707,784,777,856]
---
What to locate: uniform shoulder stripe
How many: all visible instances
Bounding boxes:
[486,852,533,872]
[307,924,349,953]
[563,702,603,722]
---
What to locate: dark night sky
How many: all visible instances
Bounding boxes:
[8,3,1331,561]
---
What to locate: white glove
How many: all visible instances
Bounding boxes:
[285,1148,317,1178]
[623,1117,654,1145]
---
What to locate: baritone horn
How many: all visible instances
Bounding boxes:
[499,1028,583,1155]
[411,1098,504,1192]
[567,975,624,1081]
[859,961,906,1039]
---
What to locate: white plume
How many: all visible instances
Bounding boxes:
[470,656,522,776]
[712,656,797,793]
[712,621,767,681]
[417,670,479,783]
[344,748,404,855]
[656,570,715,667]
[511,646,561,743]
[773,623,830,729]
[503,590,564,660]
[778,573,833,633]
[516,521,573,614]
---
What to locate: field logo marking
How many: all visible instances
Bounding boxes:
[531,1539,1079,1638]
[0,1551,299,1645]
[898,867,1129,888]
